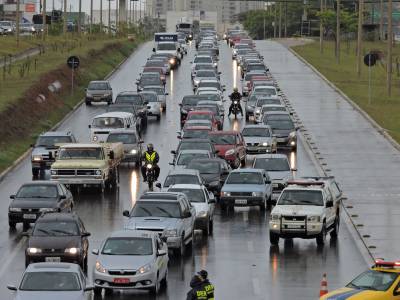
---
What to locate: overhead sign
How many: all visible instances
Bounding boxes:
[364,53,378,67]
[154,33,178,42]
[67,56,80,69]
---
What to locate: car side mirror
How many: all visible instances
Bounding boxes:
[171,150,176,155]
[184,211,192,218]
[122,210,130,217]
[144,101,149,105]
[82,232,91,237]
[169,162,175,165]
[157,249,167,256]
[92,249,99,255]
[152,48,156,52]
[59,195,66,200]
[165,92,169,95]
[139,139,144,144]
[156,182,162,189]
[7,285,17,291]
[84,285,94,292]
[326,200,333,208]
[88,125,91,128]
[177,48,181,52]
[179,103,183,107]
[84,88,87,91]
[394,286,400,296]
[109,151,114,159]
[265,180,271,184]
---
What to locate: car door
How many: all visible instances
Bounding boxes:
[236,133,246,160]
[78,218,90,258]
[56,184,68,211]
[324,190,335,227]
[155,237,168,277]
[204,188,215,220]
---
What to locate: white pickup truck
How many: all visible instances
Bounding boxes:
[269,177,342,246]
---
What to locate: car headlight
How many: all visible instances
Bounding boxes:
[252,192,263,197]
[271,214,280,221]
[169,58,176,65]
[50,169,57,175]
[221,191,230,197]
[290,140,296,146]
[255,108,261,114]
[104,93,111,97]
[28,247,42,254]
[289,131,296,138]
[95,170,102,176]
[307,216,321,222]
[194,79,200,85]
[39,208,55,212]
[92,135,98,142]
[225,149,235,156]
[9,207,21,212]
[213,62,217,67]
[130,149,137,154]
[65,247,80,255]
[164,229,178,237]
[262,142,269,146]
[138,264,151,274]
[32,155,42,161]
[146,164,153,169]
[197,210,208,217]
[95,261,106,273]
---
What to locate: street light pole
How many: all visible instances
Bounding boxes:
[90,0,93,34]
[108,0,111,35]
[319,0,323,53]
[356,0,364,76]
[63,0,67,35]
[42,0,47,40]
[78,0,81,35]
[336,0,340,63]
[16,0,20,47]
[387,0,393,95]
[100,0,103,34]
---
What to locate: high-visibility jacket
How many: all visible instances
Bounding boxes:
[143,151,159,164]
[202,280,215,300]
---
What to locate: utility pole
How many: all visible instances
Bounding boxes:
[278,1,282,38]
[16,0,20,47]
[379,0,383,40]
[78,0,81,35]
[42,0,47,40]
[284,1,287,37]
[90,0,93,34]
[356,0,363,76]
[336,0,340,63]
[100,0,103,34]
[387,0,393,96]
[108,0,111,35]
[319,0,323,53]
[115,0,119,33]
[274,3,277,38]
[63,0,67,35]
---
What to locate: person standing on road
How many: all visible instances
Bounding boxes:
[198,270,215,300]
[186,275,208,300]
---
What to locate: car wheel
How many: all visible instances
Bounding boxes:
[330,216,340,239]
[234,156,240,169]
[161,269,168,289]
[209,219,214,235]
[8,221,16,229]
[260,198,266,211]
[81,255,88,273]
[104,288,113,296]
[316,223,327,246]
[23,222,30,231]
[93,287,102,296]
[156,115,161,121]
[174,236,185,256]
[203,221,210,236]
[269,232,279,245]
[245,114,249,121]
[149,273,160,295]
[85,100,91,106]
[32,168,39,178]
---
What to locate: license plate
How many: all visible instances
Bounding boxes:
[23,214,36,220]
[113,278,130,284]
[272,183,279,188]
[235,199,247,205]
[287,224,302,229]
[45,257,61,262]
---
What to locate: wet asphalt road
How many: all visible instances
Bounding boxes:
[0,40,368,299]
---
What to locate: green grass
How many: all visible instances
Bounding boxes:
[0,37,143,172]
[292,40,400,143]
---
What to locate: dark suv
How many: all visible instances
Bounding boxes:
[114,91,148,128]
[25,212,90,271]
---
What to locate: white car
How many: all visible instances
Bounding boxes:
[89,112,137,142]
[269,178,342,246]
[168,184,216,235]
[255,104,287,123]
[140,91,161,120]
[92,230,168,295]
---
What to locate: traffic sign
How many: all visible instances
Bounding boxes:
[67,56,80,69]
[364,53,377,67]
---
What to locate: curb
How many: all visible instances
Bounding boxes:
[0,41,145,183]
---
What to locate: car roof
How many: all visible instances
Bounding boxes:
[167,169,201,176]
[39,131,72,137]
[255,153,288,159]
[109,230,157,239]
[264,111,290,116]
[199,79,219,83]
[36,212,80,222]
[89,80,109,84]
[117,91,141,96]
[140,192,180,200]
[168,184,203,190]
[230,168,264,173]
[189,158,224,164]
[60,143,102,148]
[180,138,211,143]
[26,262,81,273]
[209,130,237,135]
[178,149,211,154]
[242,124,271,129]
[93,112,134,118]
[107,129,138,135]
[184,126,212,130]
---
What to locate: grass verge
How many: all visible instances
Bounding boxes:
[292,40,400,143]
[0,36,144,172]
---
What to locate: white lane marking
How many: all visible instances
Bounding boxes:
[247,240,254,252]
[0,237,26,277]
[252,277,261,295]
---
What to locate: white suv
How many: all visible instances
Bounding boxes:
[269,177,342,246]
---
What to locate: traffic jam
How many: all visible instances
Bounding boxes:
[4,26,397,300]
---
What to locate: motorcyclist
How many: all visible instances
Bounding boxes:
[228,87,243,116]
[186,275,208,300]
[198,270,215,300]
[141,143,160,182]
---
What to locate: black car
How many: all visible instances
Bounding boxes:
[114,92,148,128]
[8,181,74,230]
[25,212,90,270]
[187,158,231,196]
[172,138,218,163]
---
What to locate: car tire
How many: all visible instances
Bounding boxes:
[174,236,185,256]
[85,100,91,106]
[81,255,88,273]
[32,168,39,178]
[93,287,102,296]
[203,221,210,236]
[269,232,279,245]
[330,216,340,239]
[8,221,16,229]
[245,114,249,121]
[209,219,214,235]
[316,223,327,246]
[220,202,227,211]
[240,156,246,167]
[161,269,168,289]
[149,274,160,295]
[234,156,240,169]
[260,198,266,211]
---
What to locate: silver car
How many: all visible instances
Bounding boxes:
[158,169,205,190]
[92,230,168,295]
[242,124,277,154]
[85,81,113,105]
[7,262,92,300]
[106,130,143,166]
[142,86,168,110]
[140,91,161,120]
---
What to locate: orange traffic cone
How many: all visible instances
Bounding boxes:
[319,273,328,297]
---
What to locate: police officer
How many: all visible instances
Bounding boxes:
[198,270,215,300]
[186,275,208,300]
[228,87,243,116]
[141,143,160,182]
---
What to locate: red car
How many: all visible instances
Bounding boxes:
[209,131,246,168]
[186,111,219,131]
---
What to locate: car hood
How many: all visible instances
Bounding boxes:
[28,236,80,249]
[200,173,220,183]
[148,102,161,108]
[321,288,375,300]
[243,136,273,144]
[267,171,292,181]
[52,160,105,169]
[98,254,153,270]
[123,144,138,152]
[221,184,265,193]
[125,217,180,231]
[272,205,324,216]
[15,291,84,300]
[32,146,59,156]
[271,129,292,137]
[214,145,235,156]
[191,202,209,213]
[10,199,58,209]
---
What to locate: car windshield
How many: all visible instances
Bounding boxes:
[92,117,124,128]
[262,106,286,113]
[143,87,164,95]
[107,133,137,144]
[266,120,295,130]
[102,237,153,256]
[242,127,270,137]
[107,105,136,114]
[278,190,324,206]
[196,71,216,78]
[157,43,176,50]
[139,77,161,85]
[183,130,210,139]
[115,95,143,105]
[20,272,81,291]
[131,201,181,218]
[188,114,212,121]
[164,175,199,187]
[169,188,205,203]
[195,64,214,71]
[17,185,58,198]
[347,270,399,292]
[248,65,265,70]
[33,221,79,236]
[141,93,158,102]
[179,142,212,151]
[58,148,102,160]
[247,95,258,105]
[194,57,212,64]
[182,97,201,106]
[199,82,220,89]
[187,161,220,174]
[254,158,290,171]
[177,153,209,165]
[226,172,263,184]
[209,134,235,145]
[88,82,108,90]
[146,61,164,67]
[35,136,72,147]
[254,88,276,95]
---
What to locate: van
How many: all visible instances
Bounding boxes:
[89,112,136,142]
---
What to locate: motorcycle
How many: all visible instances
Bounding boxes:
[229,96,241,119]
[145,163,156,191]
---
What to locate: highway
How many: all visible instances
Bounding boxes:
[0,40,368,299]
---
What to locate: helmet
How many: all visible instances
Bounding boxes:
[233,87,238,92]
[147,143,154,152]
[198,270,208,279]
